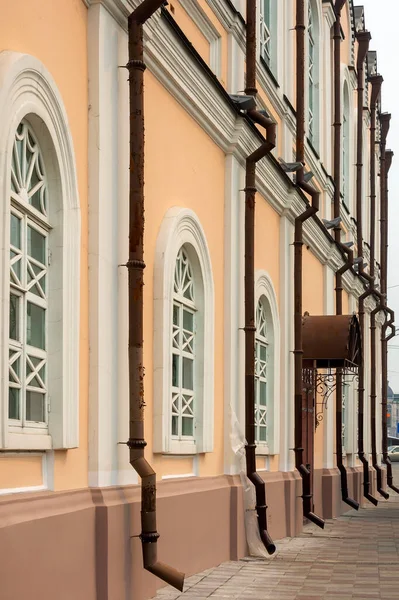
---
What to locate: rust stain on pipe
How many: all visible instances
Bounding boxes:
[380,141,399,494]
[332,0,359,510]
[126,2,184,590]
[353,29,379,506]
[368,75,389,500]
[243,0,277,555]
[294,0,324,529]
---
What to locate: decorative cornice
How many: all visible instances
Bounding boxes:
[87,1,369,299]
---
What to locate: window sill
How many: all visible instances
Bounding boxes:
[255,443,271,456]
[163,439,197,455]
[7,431,52,450]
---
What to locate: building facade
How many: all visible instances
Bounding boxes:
[0,1,394,599]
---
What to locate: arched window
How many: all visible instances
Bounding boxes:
[254,271,280,455]
[172,248,196,439]
[255,299,269,443]
[308,0,320,149]
[260,0,278,76]
[9,121,50,426]
[0,52,80,450]
[342,83,350,206]
[153,207,214,455]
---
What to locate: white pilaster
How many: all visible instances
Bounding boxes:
[323,265,335,468]
[279,213,295,472]
[223,154,245,474]
[88,4,137,487]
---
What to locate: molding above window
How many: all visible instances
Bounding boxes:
[153,207,214,455]
[179,0,222,78]
[0,51,81,450]
[322,1,336,29]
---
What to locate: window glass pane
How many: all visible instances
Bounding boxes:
[26,391,45,422]
[9,294,19,340]
[10,214,21,248]
[172,415,178,436]
[259,426,267,442]
[172,354,180,387]
[182,417,193,437]
[9,388,20,420]
[27,302,46,349]
[10,250,21,281]
[173,304,179,326]
[264,0,270,24]
[9,350,20,378]
[183,309,194,333]
[27,226,46,264]
[260,344,267,362]
[183,357,194,390]
[259,381,267,406]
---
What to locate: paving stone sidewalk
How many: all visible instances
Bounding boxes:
[152,485,399,599]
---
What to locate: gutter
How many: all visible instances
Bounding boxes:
[243,0,276,555]
[354,29,379,506]
[368,75,389,499]
[126,0,184,590]
[293,0,324,529]
[379,134,399,494]
[332,0,359,511]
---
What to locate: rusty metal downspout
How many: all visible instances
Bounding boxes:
[243,0,277,555]
[368,76,390,499]
[354,30,380,506]
[126,1,185,590]
[380,132,399,493]
[294,0,324,529]
[333,0,359,511]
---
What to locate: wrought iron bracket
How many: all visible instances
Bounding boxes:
[311,366,359,429]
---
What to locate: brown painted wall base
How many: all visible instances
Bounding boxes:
[0,466,379,600]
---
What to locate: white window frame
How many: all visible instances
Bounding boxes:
[342,83,350,207]
[255,298,269,447]
[171,248,196,441]
[255,271,280,455]
[0,51,80,450]
[307,0,320,151]
[259,0,278,78]
[153,207,214,455]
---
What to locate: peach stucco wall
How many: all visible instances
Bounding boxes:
[341,4,352,66]
[0,455,43,489]
[0,0,89,492]
[143,72,225,479]
[255,196,280,304]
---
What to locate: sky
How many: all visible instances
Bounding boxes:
[360,0,399,392]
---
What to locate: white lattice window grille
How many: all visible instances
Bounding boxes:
[260,0,272,67]
[342,383,349,452]
[308,2,315,144]
[342,83,350,206]
[171,248,196,440]
[9,121,50,432]
[342,112,347,201]
[255,299,269,444]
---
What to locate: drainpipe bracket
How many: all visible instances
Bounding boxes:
[127,438,148,449]
[140,531,160,543]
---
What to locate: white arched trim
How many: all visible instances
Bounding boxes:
[0,51,80,449]
[342,64,355,215]
[255,270,280,455]
[153,207,214,454]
